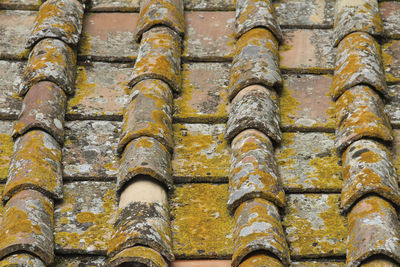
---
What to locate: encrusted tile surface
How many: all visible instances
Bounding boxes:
[0,121,14,181]
[0,61,23,119]
[52,256,107,266]
[385,84,400,128]
[380,1,400,39]
[383,40,400,84]
[0,0,41,10]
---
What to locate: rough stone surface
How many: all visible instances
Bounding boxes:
[335,86,392,155]
[386,84,400,128]
[331,32,387,100]
[129,27,182,94]
[171,183,234,258]
[4,130,63,202]
[382,40,400,84]
[226,86,281,143]
[118,137,172,192]
[174,62,230,123]
[280,29,334,72]
[67,63,131,120]
[276,132,342,192]
[63,120,119,179]
[235,0,282,42]
[27,0,84,49]
[0,61,24,119]
[108,201,174,261]
[78,12,139,62]
[13,81,66,144]
[119,80,173,154]
[238,254,283,267]
[0,190,54,265]
[109,246,168,267]
[0,253,45,266]
[380,1,400,39]
[135,0,184,42]
[341,139,399,213]
[228,130,285,214]
[172,123,230,182]
[333,0,383,47]
[347,196,400,267]
[232,198,290,267]
[54,181,116,254]
[280,74,335,131]
[21,38,77,96]
[229,28,282,100]
[282,194,347,258]
[0,10,35,60]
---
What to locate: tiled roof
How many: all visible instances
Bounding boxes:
[0,0,399,266]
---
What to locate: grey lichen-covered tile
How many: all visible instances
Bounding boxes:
[52,256,107,266]
[276,132,342,192]
[109,246,168,267]
[383,40,400,84]
[184,0,234,11]
[385,84,400,128]
[54,181,117,254]
[0,10,35,60]
[0,121,14,182]
[90,0,139,11]
[0,0,41,10]
[392,129,400,180]
[0,253,45,266]
[78,12,139,62]
[63,120,120,179]
[274,0,334,28]
[0,60,23,119]
[282,194,347,258]
[67,63,131,120]
[291,262,345,267]
[172,123,230,182]
[380,1,400,39]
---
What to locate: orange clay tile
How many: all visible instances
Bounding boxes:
[335,85,392,155]
[346,196,400,266]
[235,0,282,42]
[0,253,45,266]
[226,86,281,143]
[333,0,383,47]
[13,81,66,145]
[20,38,77,96]
[229,28,281,100]
[129,26,182,94]
[109,246,167,267]
[118,79,173,154]
[27,0,84,49]
[118,137,172,192]
[340,139,400,213]
[232,198,290,267]
[227,129,285,213]
[108,201,174,261]
[135,0,184,42]
[331,32,387,101]
[238,254,283,267]
[3,130,62,202]
[0,190,54,265]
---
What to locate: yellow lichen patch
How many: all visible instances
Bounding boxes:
[171,183,233,257]
[283,194,347,257]
[0,134,13,180]
[68,66,96,109]
[78,31,92,56]
[172,124,230,181]
[280,83,300,125]
[382,40,400,83]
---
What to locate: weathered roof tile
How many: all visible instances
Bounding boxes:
[0,253,45,267]
[109,246,168,267]
[0,61,24,120]
[13,81,66,145]
[27,0,84,49]
[3,130,63,202]
[238,254,283,267]
[20,38,77,96]
[382,40,400,84]
[380,1,400,39]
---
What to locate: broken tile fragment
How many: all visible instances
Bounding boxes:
[0,253,45,267]
[333,0,383,47]
[118,137,172,192]
[13,81,66,145]
[335,86,392,155]
[341,139,400,213]
[108,201,174,261]
[119,80,173,154]
[0,190,54,265]
[4,130,62,202]
[235,0,282,42]
[229,28,281,100]
[331,32,387,100]
[54,181,116,254]
[109,246,167,267]
[347,196,400,267]
[21,38,77,96]
[135,0,184,42]
[129,27,182,94]
[238,254,283,267]
[232,198,290,267]
[226,86,281,144]
[227,129,285,213]
[27,0,84,49]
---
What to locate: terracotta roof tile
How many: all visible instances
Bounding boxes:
[109,246,168,267]
[380,1,400,39]
[382,40,400,84]
[238,254,283,267]
[0,61,23,119]
[0,253,45,266]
